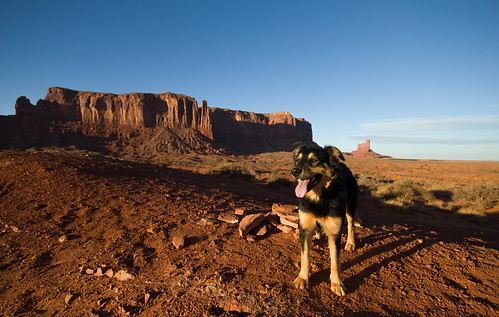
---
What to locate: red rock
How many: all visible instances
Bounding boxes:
[11,87,316,154]
[271,203,297,213]
[276,224,294,233]
[271,204,299,223]
[238,213,266,237]
[65,294,75,305]
[254,223,270,236]
[172,235,185,249]
[348,139,390,158]
[280,217,298,229]
[217,213,239,224]
[114,270,134,281]
[234,208,246,216]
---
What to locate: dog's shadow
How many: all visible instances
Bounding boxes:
[310,236,435,292]
[306,194,498,293]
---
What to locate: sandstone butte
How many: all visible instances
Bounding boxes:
[348,139,390,159]
[4,87,314,154]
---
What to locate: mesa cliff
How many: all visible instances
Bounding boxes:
[5,87,314,154]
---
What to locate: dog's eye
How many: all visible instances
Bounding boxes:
[309,157,318,164]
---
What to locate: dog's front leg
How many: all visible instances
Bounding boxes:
[328,233,346,296]
[323,216,346,296]
[294,223,313,289]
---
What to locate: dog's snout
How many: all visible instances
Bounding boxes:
[291,167,301,178]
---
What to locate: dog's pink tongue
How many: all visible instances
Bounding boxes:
[295,179,310,198]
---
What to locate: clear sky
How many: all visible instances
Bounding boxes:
[1,0,498,160]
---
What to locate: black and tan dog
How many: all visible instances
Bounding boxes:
[291,145,358,296]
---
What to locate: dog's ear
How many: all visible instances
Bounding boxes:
[293,145,306,158]
[324,145,345,163]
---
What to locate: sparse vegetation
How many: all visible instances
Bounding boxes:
[453,184,499,215]
[209,163,256,181]
[356,174,498,216]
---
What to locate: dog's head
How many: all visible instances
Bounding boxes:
[291,145,345,198]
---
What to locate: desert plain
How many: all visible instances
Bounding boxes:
[0,148,498,316]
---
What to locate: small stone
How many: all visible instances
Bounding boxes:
[272,203,297,214]
[417,239,423,244]
[144,293,151,305]
[105,268,114,278]
[197,218,219,226]
[254,224,269,236]
[293,229,300,240]
[276,224,294,233]
[280,217,298,229]
[94,267,104,277]
[65,294,75,305]
[238,213,266,237]
[217,214,239,224]
[58,235,68,243]
[85,268,95,275]
[10,226,19,233]
[234,208,246,216]
[114,270,134,281]
[172,235,185,249]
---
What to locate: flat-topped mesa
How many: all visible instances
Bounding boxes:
[210,108,313,153]
[16,87,213,138]
[13,87,314,153]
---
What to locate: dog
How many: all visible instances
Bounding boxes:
[291,145,359,296]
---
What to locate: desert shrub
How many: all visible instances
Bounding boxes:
[453,185,499,212]
[374,180,436,205]
[210,163,256,181]
[456,206,486,217]
[356,175,378,192]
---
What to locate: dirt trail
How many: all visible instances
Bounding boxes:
[0,151,497,316]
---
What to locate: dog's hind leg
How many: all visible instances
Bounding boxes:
[345,206,356,251]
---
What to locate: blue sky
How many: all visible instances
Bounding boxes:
[1,0,498,160]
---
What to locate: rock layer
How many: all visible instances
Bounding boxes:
[9,87,314,154]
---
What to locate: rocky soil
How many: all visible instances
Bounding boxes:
[0,150,497,316]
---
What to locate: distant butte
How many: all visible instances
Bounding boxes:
[1,87,317,155]
[347,139,390,158]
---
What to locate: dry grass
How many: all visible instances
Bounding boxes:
[209,163,256,181]
[357,174,498,215]
[453,185,499,214]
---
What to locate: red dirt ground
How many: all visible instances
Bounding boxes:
[0,150,498,316]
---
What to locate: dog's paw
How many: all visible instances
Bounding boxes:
[344,242,356,251]
[331,281,346,296]
[294,276,309,290]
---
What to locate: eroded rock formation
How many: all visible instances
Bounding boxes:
[349,139,390,158]
[8,87,314,154]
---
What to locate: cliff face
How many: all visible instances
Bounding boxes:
[11,87,314,154]
[210,108,313,153]
[16,87,213,138]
